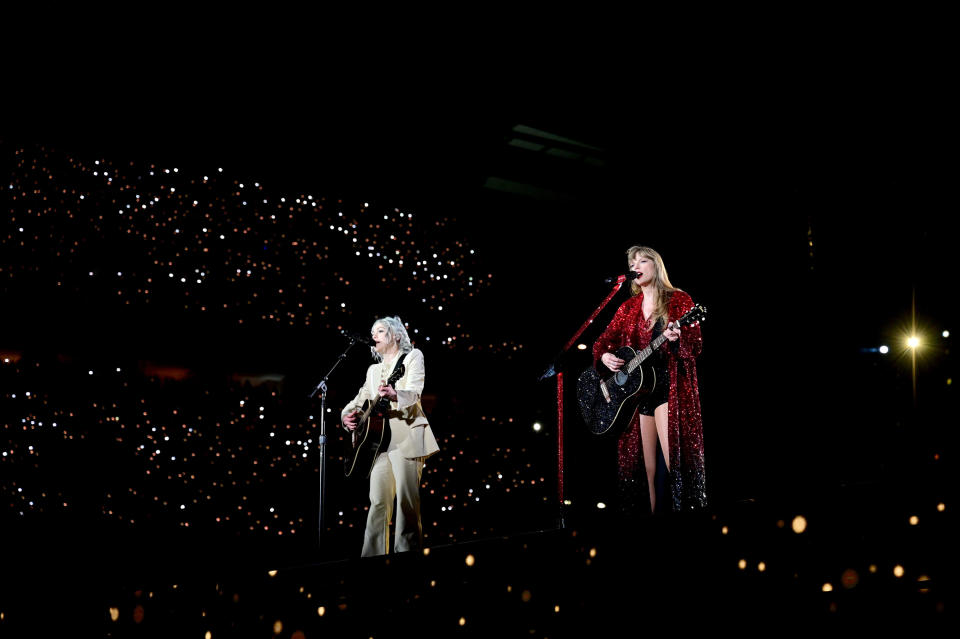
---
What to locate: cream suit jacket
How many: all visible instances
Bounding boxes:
[340,348,439,460]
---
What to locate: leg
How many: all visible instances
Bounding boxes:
[362,453,396,557]
[616,414,650,518]
[653,402,670,471]
[389,448,424,553]
[638,414,659,512]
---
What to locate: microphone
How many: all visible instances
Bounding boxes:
[603,272,640,285]
[340,329,375,346]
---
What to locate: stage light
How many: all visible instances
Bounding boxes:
[909,516,919,525]
[596,502,606,510]
[879,345,889,354]
[792,515,807,533]
[532,422,542,432]
[893,565,904,578]
[943,330,950,338]
[907,336,920,348]
[822,583,833,592]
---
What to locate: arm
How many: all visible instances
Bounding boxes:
[668,291,702,360]
[592,301,630,368]
[341,367,374,426]
[394,349,425,409]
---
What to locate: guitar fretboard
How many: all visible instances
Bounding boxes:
[625,333,668,373]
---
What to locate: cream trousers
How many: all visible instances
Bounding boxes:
[361,448,424,557]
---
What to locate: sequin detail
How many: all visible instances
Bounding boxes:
[593,289,707,513]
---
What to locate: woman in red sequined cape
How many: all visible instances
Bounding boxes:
[592,246,706,514]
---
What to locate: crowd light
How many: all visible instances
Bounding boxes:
[2,144,523,354]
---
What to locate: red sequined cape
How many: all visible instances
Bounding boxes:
[592,289,707,511]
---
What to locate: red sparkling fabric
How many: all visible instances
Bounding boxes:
[557,371,564,504]
[592,289,706,512]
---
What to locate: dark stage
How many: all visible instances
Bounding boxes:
[1,62,955,635]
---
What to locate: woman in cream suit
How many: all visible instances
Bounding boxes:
[341,316,439,556]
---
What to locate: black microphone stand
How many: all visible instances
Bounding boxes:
[309,337,363,545]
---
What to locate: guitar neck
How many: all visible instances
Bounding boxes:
[359,361,406,423]
[625,333,669,374]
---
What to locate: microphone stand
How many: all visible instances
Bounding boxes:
[309,337,362,545]
[538,275,627,529]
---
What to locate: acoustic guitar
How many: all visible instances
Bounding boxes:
[343,353,407,478]
[577,304,707,436]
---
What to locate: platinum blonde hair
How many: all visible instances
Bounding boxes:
[370,316,413,362]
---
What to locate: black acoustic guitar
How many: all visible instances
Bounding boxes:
[577,304,707,436]
[343,353,407,478]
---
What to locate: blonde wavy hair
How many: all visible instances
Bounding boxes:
[370,316,413,362]
[627,246,676,328]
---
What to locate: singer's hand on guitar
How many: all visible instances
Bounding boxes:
[342,410,361,431]
[378,383,398,401]
[601,352,626,372]
[663,321,681,342]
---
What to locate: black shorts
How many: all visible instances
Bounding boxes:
[637,317,669,417]
[636,362,669,417]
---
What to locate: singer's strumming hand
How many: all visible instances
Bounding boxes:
[342,410,361,431]
[601,352,625,372]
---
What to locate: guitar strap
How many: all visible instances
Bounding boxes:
[379,351,408,408]
[391,352,408,379]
